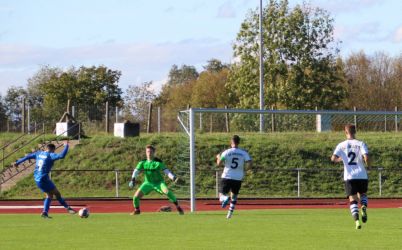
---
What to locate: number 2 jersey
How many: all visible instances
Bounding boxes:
[16,145,69,182]
[333,139,369,181]
[220,148,251,181]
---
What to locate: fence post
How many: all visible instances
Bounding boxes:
[72,106,75,118]
[157,106,161,133]
[378,167,382,197]
[353,107,357,130]
[115,170,119,198]
[115,106,119,123]
[42,123,45,144]
[395,107,398,132]
[225,106,230,133]
[105,101,109,133]
[78,123,81,140]
[216,170,219,198]
[297,168,301,197]
[384,114,387,132]
[22,97,26,134]
[27,104,30,134]
[147,103,152,133]
[199,113,202,131]
[271,106,275,132]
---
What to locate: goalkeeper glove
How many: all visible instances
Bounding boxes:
[129,179,135,189]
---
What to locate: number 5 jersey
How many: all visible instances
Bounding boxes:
[220,148,251,181]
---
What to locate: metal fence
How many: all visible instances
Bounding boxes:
[4,167,399,199]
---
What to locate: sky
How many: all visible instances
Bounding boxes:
[0,0,401,96]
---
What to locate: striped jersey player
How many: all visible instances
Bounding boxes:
[331,124,370,229]
[216,135,252,219]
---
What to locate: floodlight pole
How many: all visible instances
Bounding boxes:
[259,0,265,132]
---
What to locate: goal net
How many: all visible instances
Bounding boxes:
[176,108,402,212]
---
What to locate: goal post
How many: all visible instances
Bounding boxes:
[178,108,402,212]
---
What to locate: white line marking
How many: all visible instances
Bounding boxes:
[0,206,80,209]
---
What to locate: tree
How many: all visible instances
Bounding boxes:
[191,68,232,108]
[0,95,7,130]
[123,81,156,129]
[227,0,345,109]
[343,51,402,110]
[3,86,27,123]
[203,58,229,73]
[36,65,123,122]
[166,64,199,86]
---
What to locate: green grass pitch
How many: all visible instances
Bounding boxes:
[1,209,402,250]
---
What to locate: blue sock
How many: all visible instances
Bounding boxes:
[43,198,52,214]
[57,197,69,208]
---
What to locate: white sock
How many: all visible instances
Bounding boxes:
[219,195,228,202]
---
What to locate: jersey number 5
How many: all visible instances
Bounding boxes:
[347,152,357,166]
[230,158,239,169]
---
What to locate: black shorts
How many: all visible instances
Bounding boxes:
[220,178,242,195]
[344,179,368,197]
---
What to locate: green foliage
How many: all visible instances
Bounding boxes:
[228,0,345,109]
[4,132,402,198]
[28,65,123,123]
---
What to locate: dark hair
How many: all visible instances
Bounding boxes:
[146,145,155,151]
[231,135,240,144]
[47,143,56,151]
[345,124,356,135]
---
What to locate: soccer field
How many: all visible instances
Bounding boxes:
[1,209,401,250]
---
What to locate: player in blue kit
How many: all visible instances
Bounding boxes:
[14,141,76,218]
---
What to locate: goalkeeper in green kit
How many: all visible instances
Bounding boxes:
[129,145,184,215]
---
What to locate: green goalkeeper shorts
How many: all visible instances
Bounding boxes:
[138,181,169,195]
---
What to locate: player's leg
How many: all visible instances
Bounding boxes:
[52,187,76,214]
[159,182,184,215]
[359,180,369,223]
[345,180,361,229]
[219,178,230,208]
[226,180,241,219]
[36,180,55,218]
[131,182,150,215]
[42,192,53,218]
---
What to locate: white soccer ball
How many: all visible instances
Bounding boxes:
[78,208,89,218]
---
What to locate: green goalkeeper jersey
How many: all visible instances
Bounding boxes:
[136,158,167,183]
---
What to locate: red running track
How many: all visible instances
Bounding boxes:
[0,198,401,214]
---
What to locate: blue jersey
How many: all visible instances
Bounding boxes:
[16,145,69,182]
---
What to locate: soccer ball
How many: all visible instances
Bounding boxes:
[78,208,89,218]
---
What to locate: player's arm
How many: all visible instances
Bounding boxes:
[50,142,69,160]
[331,154,342,163]
[129,168,140,188]
[216,153,224,167]
[361,143,370,168]
[363,154,370,168]
[245,159,253,169]
[15,152,36,166]
[163,168,184,184]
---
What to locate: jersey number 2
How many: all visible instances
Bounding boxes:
[347,152,357,165]
[230,158,239,169]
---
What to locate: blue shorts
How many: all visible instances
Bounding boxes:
[36,179,56,193]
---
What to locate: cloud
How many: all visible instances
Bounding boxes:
[316,0,383,14]
[334,22,389,43]
[393,26,402,43]
[0,39,233,95]
[217,1,236,18]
